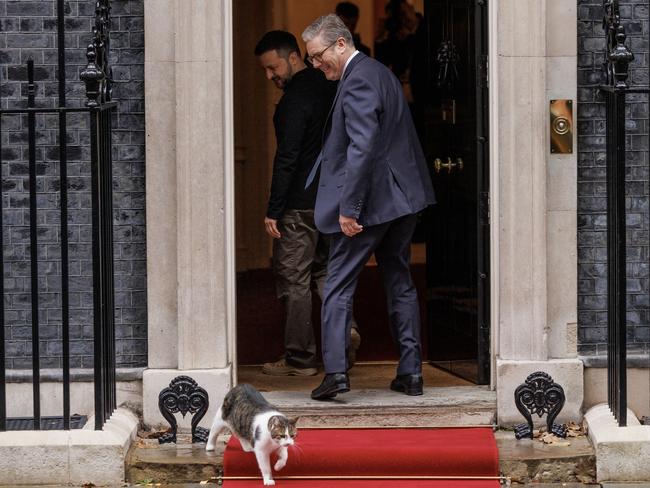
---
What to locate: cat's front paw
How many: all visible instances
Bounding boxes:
[205,442,215,451]
[274,459,286,471]
[263,478,275,485]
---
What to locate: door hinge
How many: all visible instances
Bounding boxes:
[480,191,490,225]
[479,54,489,88]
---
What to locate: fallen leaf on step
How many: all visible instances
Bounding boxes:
[539,432,571,446]
[565,420,587,437]
[141,428,171,439]
[134,438,160,449]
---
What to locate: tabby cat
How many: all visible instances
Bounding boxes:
[205,383,298,485]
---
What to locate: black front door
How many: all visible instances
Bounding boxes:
[413,0,490,384]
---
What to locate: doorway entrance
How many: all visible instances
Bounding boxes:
[233,0,490,387]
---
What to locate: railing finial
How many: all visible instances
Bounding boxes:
[602,0,634,88]
[610,26,634,88]
[80,0,112,106]
[80,44,102,108]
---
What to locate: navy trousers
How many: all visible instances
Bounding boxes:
[321,214,423,374]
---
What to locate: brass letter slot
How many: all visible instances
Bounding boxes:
[550,99,573,154]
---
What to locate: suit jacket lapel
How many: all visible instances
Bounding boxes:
[321,52,367,145]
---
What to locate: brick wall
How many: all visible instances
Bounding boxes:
[5,0,646,367]
[578,0,649,357]
[0,0,146,368]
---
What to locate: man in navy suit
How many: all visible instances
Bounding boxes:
[302,14,435,400]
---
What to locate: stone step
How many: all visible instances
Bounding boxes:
[126,485,596,488]
[497,430,596,484]
[262,386,497,427]
[127,387,594,486]
[21,480,602,487]
[127,434,223,485]
[128,386,496,484]
[126,431,596,486]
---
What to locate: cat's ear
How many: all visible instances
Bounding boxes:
[289,416,300,426]
[268,416,282,429]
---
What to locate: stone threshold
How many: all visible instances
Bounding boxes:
[262,385,497,427]
[0,407,139,486]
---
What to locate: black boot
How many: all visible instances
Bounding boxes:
[311,373,350,400]
[390,374,423,396]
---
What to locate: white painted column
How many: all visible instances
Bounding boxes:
[174,0,230,371]
[496,0,549,362]
[143,0,235,428]
[545,0,578,361]
[493,0,583,425]
[144,0,178,370]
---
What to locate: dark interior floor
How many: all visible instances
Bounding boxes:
[236,264,428,365]
[238,361,472,392]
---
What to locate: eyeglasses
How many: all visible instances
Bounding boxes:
[307,39,339,64]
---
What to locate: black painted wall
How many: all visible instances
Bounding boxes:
[2,0,648,369]
[578,0,649,358]
[0,0,146,368]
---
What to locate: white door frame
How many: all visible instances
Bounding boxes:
[223,0,500,389]
[487,0,499,390]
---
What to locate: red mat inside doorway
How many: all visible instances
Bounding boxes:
[221,427,500,487]
[236,265,428,365]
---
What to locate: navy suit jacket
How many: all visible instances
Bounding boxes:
[315,52,436,234]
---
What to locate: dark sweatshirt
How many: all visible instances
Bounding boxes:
[266,67,336,219]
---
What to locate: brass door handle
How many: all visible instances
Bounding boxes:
[434,157,464,173]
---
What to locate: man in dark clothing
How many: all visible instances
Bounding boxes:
[303,15,434,400]
[255,31,360,376]
[336,2,371,56]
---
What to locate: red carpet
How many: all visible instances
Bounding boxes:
[222,483,498,487]
[222,427,500,487]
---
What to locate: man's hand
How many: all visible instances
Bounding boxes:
[265,217,281,239]
[339,215,363,237]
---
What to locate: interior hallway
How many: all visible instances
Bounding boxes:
[238,361,472,392]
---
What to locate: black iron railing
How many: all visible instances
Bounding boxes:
[0,0,117,431]
[599,0,649,427]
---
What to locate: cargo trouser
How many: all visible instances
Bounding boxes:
[273,209,328,368]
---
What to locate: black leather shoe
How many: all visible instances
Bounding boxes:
[390,374,423,396]
[311,373,350,400]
